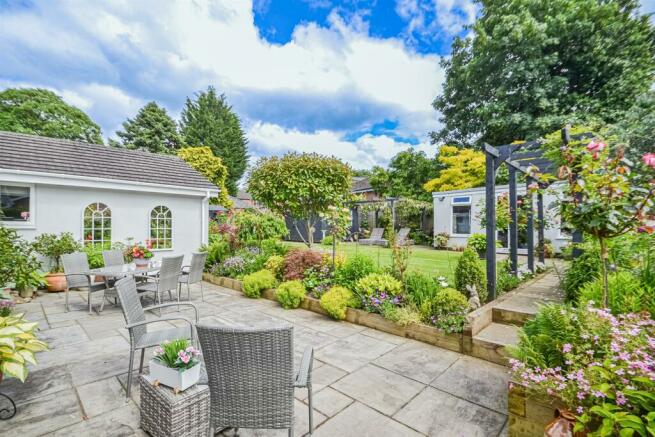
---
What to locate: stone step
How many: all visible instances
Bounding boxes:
[470,323,520,366]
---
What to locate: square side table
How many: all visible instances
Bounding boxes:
[140,374,210,437]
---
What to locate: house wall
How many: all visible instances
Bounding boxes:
[432,185,571,253]
[5,183,207,264]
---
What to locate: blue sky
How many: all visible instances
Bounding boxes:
[2,0,651,169]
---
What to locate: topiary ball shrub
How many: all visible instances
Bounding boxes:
[319,286,359,320]
[283,249,323,281]
[579,271,653,316]
[355,272,402,297]
[454,249,487,303]
[420,288,470,333]
[264,255,285,279]
[242,269,277,298]
[275,280,307,309]
[334,254,376,290]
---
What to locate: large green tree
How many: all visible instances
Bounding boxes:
[369,148,441,201]
[179,87,248,195]
[432,0,655,148]
[0,88,103,144]
[611,91,655,159]
[247,152,352,247]
[112,102,182,153]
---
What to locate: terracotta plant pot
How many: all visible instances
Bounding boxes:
[45,273,67,292]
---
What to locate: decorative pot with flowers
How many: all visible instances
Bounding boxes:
[124,241,154,267]
[31,232,81,292]
[150,339,201,392]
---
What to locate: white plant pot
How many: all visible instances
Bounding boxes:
[149,359,200,392]
[134,258,150,267]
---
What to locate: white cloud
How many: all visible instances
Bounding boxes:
[396,0,478,41]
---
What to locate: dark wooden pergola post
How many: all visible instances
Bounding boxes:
[526,177,535,272]
[508,166,519,273]
[350,205,360,236]
[537,191,545,263]
[485,145,498,302]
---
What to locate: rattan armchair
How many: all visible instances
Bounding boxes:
[136,255,184,309]
[179,252,208,301]
[62,252,108,314]
[115,276,198,399]
[196,324,314,437]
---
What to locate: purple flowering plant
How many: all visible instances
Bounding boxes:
[302,264,333,298]
[361,289,404,314]
[0,299,15,317]
[153,338,201,371]
[214,255,247,278]
[510,304,655,435]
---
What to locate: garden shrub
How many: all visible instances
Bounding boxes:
[496,260,520,295]
[561,245,600,302]
[264,255,285,279]
[283,249,324,280]
[380,304,421,326]
[355,273,402,297]
[320,286,358,320]
[203,237,230,270]
[433,232,450,249]
[334,254,376,290]
[232,210,288,246]
[83,243,105,269]
[242,269,277,298]
[403,272,439,309]
[302,264,333,298]
[260,238,288,257]
[420,288,469,333]
[466,233,486,255]
[454,249,487,302]
[321,235,334,246]
[275,280,306,309]
[578,271,653,316]
[217,255,248,278]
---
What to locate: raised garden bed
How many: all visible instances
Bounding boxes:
[203,273,464,353]
[508,384,566,437]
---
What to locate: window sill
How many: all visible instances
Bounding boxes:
[451,233,471,237]
[151,248,174,252]
[1,221,35,229]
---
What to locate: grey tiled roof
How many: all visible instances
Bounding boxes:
[0,131,218,191]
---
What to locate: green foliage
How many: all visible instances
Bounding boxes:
[0,88,103,144]
[152,338,200,370]
[579,271,654,316]
[562,245,601,303]
[320,285,358,320]
[610,90,655,160]
[321,235,335,246]
[333,254,376,290]
[202,237,231,271]
[454,249,487,302]
[432,0,655,148]
[275,280,306,309]
[496,260,521,295]
[1,225,45,292]
[112,102,182,153]
[232,210,288,245]
[179,87,248,195]
[242,269,277,298]
[355,272,402,297]
[32,232,81,273]
[247,152,352,246]
[423,146,485,192]
[0,312,48,382]
[368,149,441,201]
[260,238,288,257]
[264,255,285,280]
[420,288,469,333]
[83,244,105,269]
[403,271,439,309]
[380,304,422,326]
[177,146,231,207]
[433,232,450,249]
[466,234,486,254]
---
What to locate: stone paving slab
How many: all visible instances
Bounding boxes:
[0,282,511,436]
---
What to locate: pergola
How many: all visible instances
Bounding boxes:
[483,127,589,301]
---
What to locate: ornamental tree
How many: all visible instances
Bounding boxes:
[177,147,231,207]
[545,131,655,305]
[247,153,352,247]
[113,102,182,153]
[423,146,485,193]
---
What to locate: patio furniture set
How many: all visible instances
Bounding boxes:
[359,227,414,247]
[60,250,315,436]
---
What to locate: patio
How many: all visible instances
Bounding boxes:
[1,281,510,437]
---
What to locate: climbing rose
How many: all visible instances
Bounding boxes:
[643,153,655,169]
[586,141,606,153]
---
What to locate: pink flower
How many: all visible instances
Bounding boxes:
[587,141,606,153]
[154,346,163,355]
[643,153,655,169]
[180,354,190,364]
[562,343,572,353]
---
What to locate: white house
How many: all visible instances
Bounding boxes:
[0,131,219,262]
[432,184,571,254]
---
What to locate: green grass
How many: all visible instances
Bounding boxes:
[284,242,462,282]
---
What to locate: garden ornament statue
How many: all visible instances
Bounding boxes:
[466,284,481,310]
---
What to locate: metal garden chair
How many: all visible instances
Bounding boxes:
[196,324,314,437]
[178,252,208,301]
[62,252,108,314]
[136,255,184,309]
[115,276,198,399]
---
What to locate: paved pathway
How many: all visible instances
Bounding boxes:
[0,282,510,436]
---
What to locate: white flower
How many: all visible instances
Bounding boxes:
[440,281,449,288]
[437,276,446,282]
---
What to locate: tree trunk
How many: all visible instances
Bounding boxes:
[306,218,314,248]
[598,237,609,307]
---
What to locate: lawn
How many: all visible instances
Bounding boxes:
[284,241,462,282]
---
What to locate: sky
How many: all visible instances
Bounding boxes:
[1,0,653,170]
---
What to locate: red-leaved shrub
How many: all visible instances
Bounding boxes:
[283,249,323,280]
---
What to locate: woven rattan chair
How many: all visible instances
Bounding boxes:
[115,276,198,399]
[196,324,314,437]
[179,252,208,301]
[62,252,108,314]
[136,255,184,308]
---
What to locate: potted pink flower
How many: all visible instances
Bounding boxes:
[150,339,201,391]
[124,241,154,267]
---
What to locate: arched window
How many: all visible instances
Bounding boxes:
[150,206,172,249]
[83,202,111,247]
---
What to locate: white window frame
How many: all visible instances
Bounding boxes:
[149,205,173,251]
[0,182,35,229]
[451,203,472,236]
[82,202,112,247]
